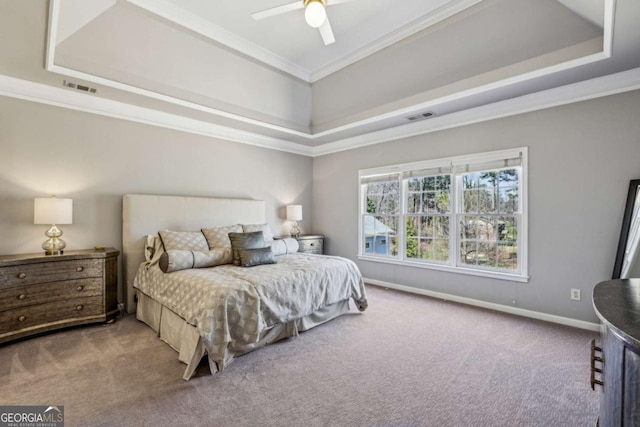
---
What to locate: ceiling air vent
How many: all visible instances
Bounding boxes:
[406,111,435,122]
[63,80,97,94]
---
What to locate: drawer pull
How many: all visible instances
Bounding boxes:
[76,305,83,311]
[17,293,26,300]
[591,338,604,390]
[76,266,84,272]
[76,285,84,292]
[17,272,26,279]
[18,315,26,322]
[310,243,315,246]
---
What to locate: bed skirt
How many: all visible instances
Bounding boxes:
[135,292,351,380]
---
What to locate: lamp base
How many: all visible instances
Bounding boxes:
[42,225,66,256]
[290,222,301,238]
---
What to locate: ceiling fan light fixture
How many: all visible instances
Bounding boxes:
[304,0,327,28]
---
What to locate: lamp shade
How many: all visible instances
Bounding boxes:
[286,205,303,221]
[34,197,73,225]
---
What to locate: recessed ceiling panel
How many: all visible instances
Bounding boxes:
[129,0,475,79]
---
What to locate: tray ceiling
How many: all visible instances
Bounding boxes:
[39,0,640,154]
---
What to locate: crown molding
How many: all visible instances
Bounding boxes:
[1,67,638,161]
[0,73,313,157]
[311,66,640,156]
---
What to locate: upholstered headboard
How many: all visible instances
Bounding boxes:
[122,194,266,313]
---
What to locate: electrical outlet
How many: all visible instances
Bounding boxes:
[570,289,581,301]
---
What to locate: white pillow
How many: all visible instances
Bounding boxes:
[268,238,299,256]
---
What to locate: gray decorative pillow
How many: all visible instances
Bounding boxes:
[159,230,208,252]
[242,224,274,242]
[238,247,275,267]
[159,248,233,273]
[202,225,242,248]
[228,231,265,266]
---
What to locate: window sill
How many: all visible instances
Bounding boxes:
[357,255,529,283]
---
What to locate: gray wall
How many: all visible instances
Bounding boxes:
[312,90,640,323]
[0,95,313,303]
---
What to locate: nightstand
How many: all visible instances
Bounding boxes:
[0,248,119,344]
[295,235,324,254]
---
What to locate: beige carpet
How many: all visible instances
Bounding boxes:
[0,285,599,426]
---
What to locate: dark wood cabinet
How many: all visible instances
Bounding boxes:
[0,248,119,344]
[593,279,640,426]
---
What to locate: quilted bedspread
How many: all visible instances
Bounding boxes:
[133,253,367,369]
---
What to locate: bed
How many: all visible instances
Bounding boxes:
[122,194,367,380]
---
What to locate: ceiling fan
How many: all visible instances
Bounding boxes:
[251,0,358,46]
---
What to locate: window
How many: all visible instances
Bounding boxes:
[362,175,399,256]
[358,148,528,281]
[406,174,451,263]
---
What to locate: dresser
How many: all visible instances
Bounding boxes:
[0,248,119,344]
[592,279,640,426]
[295,235,324,254]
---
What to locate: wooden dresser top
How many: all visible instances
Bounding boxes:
[0,248,119,267]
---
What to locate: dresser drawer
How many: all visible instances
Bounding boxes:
[0,296,104,336]
[298,238,323,254]
[0,278,103,312]
[0,259,102,289]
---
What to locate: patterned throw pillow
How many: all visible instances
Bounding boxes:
[238,247,275,267]
[159,250,194,273]
[202,225,243,249]
[228,231,265,266]
[159,248,233,273]
[192,248,233,268]
[242,224,274,242]
[158,230,208,252]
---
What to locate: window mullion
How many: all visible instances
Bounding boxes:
[451,173,459,268]
[358,183,364,256]
[399,179,407,261]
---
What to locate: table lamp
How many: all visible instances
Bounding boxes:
[34,196,73,255]
[286,205,302,238]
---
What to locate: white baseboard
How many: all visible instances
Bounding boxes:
[364,278,601,332]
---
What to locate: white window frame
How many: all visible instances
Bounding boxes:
[358,147,529,282]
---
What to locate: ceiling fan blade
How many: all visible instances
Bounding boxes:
[319,18,335,45]
[251,2,304,20]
